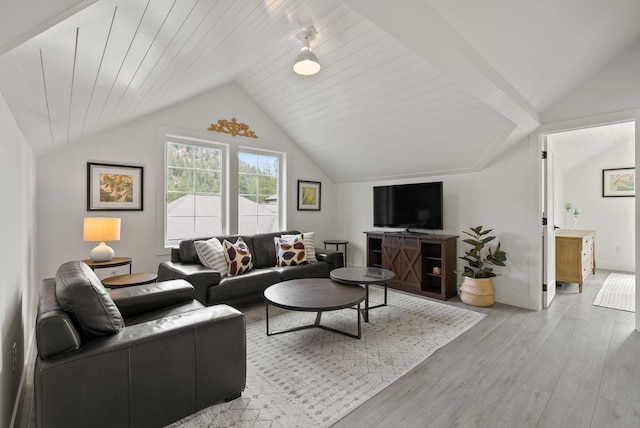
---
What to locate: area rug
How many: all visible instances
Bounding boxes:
[593,272,636,312]
[169,288,485,428]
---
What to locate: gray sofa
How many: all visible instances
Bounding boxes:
[158,230,344,306]
[35,261,246,428]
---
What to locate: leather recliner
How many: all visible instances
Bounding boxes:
[35,260,246,428]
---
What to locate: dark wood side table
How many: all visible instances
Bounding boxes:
[324,240,349,266]
[82,257,132,274]
[330,267,395,322]
[102,273,158,288]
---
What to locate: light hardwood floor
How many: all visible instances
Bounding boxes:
[333,269,640,428]
[15,269,640,428]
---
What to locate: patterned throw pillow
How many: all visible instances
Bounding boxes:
[281,232,317,262]
[194,237,228,278]
[223,237,253,276]
[276,235,309,266]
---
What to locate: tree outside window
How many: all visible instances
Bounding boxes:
[166,140,223,245]
[238,151,280,234]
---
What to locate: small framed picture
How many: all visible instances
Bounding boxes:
[87,162,144,211]
[297,180,321,211]
[602,167,635,197]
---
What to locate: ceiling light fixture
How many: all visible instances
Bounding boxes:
[293,26,320,76]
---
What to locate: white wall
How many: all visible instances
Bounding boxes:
[0,93,37,427]
[335,139,540,310]
[563,137,635,272]
[36,82,336,282]
[541,40,640,329]
[543,40,640,123]
[335,40,640,312]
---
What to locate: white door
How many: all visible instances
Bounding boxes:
[542,139,556,307]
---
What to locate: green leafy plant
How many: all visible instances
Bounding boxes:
[459,225,507,278]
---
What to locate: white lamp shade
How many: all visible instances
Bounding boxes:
[83,217,121,242]
[84,218,121,262]
[293,47,321,76]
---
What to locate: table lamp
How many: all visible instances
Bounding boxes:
[83,217,121,262]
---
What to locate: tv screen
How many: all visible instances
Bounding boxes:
[373,182,443,230]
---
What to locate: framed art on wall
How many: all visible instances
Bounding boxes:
[297,180,321,211]
[87,162,144,211]
[602,167,635,197]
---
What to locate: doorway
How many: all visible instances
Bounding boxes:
[540,119,636,309]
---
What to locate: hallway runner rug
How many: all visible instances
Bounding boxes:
[169,288,485,428]
[593,272,635,312]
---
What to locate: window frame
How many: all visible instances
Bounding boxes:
[237,146,286,235]
[163,135,228,248]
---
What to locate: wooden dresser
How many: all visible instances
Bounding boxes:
[555,229,596,293]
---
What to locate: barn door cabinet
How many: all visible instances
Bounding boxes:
[365,232,458,300]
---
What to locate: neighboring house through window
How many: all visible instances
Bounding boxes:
[164,137,284,247]
[238,149,282,235]
[165,137,225,247]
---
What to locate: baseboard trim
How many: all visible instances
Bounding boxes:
[9,332,36,428]
[597,262,635,273]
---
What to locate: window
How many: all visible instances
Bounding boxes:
[165,138,225,246]
[238,150,282,234]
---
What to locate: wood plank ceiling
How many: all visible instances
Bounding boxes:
[0,0,638,182]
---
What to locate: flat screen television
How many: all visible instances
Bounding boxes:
[373,182,443,231]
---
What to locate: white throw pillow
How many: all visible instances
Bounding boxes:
[281,232,317,262]
[194,237,228,278]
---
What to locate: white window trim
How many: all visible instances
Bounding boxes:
[155,130,287,255]
[162,133,228,249]
[237,146,286,233]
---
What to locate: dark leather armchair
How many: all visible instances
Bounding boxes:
[35,261,246,428]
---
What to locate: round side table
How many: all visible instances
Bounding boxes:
[324,240,349,267]
[102,273,158,288]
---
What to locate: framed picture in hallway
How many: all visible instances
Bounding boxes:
[297,180,321,211]
[87,162,144,211]
[602,167,635,197]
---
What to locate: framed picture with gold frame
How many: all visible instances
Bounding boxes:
[297,180,321,211]
[87,162,144,211]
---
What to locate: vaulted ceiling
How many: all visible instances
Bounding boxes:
[1,0,639,182]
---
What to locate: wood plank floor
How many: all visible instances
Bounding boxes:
[333,269,640,428]
[15,269,640,428]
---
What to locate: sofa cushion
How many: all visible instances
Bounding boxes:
[275,262,333,281]
[208,269,282,304]
[179,239,203,264]
[281,232,317,263]
[249,231,280,268]
[223,237,253,276]
[55,261,124,338]
[275,235,309,266]
[194,237,228,277]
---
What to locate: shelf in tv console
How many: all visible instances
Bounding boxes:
[364,231,458,300]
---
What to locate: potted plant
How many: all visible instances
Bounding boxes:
[458,225,508,306]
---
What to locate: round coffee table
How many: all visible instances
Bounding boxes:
[330,267,395,322]
[263,278,366,339]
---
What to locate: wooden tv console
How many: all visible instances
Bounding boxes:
[365,231,458,300]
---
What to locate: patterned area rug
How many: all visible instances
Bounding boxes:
[593,272,636,312]
[169,288,485,428]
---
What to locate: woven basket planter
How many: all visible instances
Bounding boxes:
[459,277,495,307]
